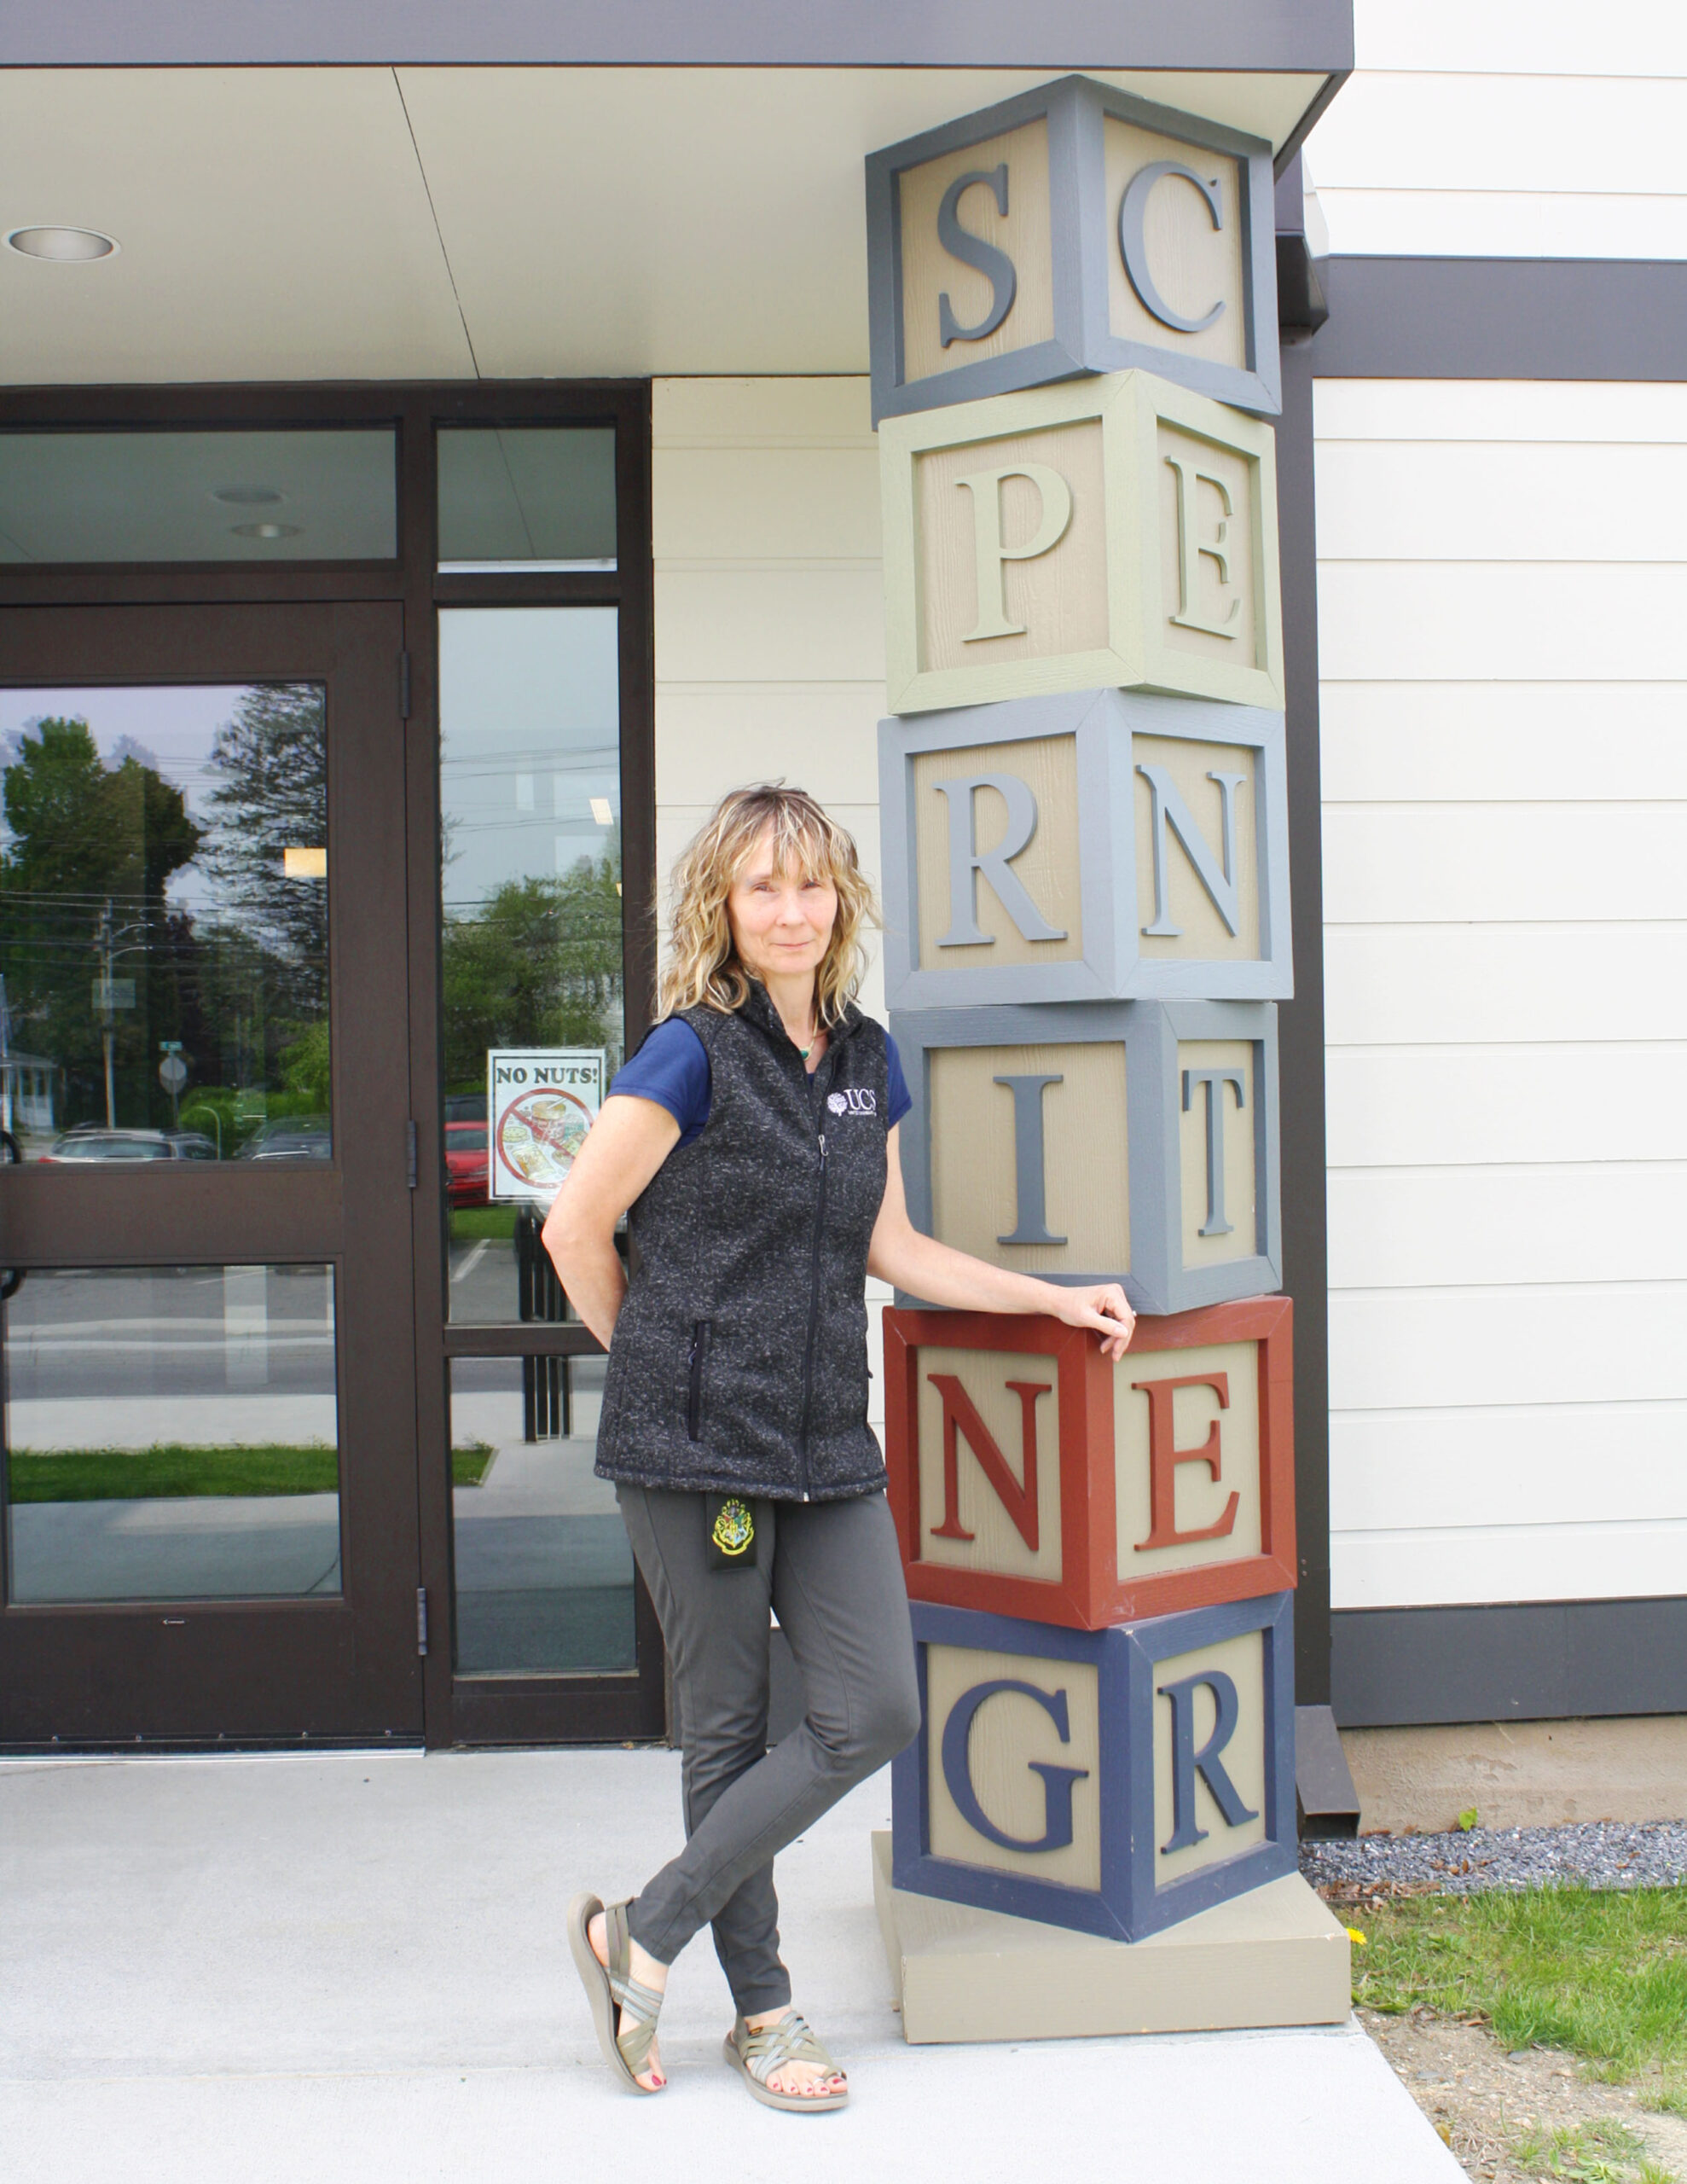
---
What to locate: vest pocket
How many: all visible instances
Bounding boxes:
[686,1320,712,1441]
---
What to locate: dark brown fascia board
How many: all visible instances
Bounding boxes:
[1311,256,1687,380]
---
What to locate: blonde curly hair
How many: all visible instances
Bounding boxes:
[658,784,877,1025]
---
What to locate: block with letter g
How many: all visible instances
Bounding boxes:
[891,1594,1297,1940]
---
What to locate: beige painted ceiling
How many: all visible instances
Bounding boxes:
[0,67,1329,385]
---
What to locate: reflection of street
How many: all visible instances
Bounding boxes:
[448,1225,536,1326]
[3,1264,340,1602]
[450,1357,634,1675]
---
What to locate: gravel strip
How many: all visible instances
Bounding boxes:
[1300,1819,1687,1896]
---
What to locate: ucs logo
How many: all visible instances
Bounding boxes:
[826,1088,878,1117]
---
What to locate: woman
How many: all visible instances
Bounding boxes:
[546,785,1133,2111]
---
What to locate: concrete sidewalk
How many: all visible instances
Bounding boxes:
[0,1747,1464,2184]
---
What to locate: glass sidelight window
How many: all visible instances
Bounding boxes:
[2,1263,340,1604]
[438,608,623,1324]
[0,683,329,1164]
[437,427,616,572]
[447,1354,633,1676]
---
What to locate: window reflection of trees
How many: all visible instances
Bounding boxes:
[0,685,329,1153]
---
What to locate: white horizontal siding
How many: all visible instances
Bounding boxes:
[1317,378,1687,1612]
[652,378,892,1422]
[1305,5,1687,259]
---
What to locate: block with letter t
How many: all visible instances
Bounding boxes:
[892,996,1280,1316]
[883,1296,1295,1629]
[878,687,1291,1008]
[891,1592,1296,1940]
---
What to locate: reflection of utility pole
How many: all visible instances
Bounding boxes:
[98,899,117,1130]
[0,971,13,1137]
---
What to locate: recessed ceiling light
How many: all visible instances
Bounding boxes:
[230,521,301,541]
[6,226,118,262]
[212,485,285,508]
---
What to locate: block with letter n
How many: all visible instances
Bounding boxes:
[891,997,1280,1316]
[883,1297,1295,1629]
[892,1593,1296,1940]
[879,369,1282,716]
[878,687,1290,1008]
[865,73,1279,424]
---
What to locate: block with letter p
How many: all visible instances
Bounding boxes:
[892,997,1280,1316]
[892,1593,1296,1939]
[879,368,1283,717]
[879,687,1290,1007]
[883,1297,1295,1629]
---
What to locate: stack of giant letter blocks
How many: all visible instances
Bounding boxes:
[863,77,1348,2041]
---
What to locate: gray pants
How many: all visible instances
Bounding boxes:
[616,1484,920,2015]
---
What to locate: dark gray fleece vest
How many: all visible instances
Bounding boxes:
[594,985,891,1502]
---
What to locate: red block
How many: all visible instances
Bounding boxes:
[883,1295,1296,1630]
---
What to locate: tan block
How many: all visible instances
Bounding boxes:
[873,1833,1350,2043]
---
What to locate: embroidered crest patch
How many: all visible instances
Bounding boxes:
[710,1496,755,1558]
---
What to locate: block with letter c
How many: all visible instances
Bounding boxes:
[865,73,1281,424]
[892,1593,1296,1940]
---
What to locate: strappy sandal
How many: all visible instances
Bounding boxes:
[723,2010,849,2113]
[566,1892,666,2094]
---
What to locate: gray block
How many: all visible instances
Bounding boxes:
[891,996,1281,1316]
[879,688,1292,1010]
[867,74,1281,423]
[872,1833,1350,2043]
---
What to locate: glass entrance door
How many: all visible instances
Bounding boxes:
[0,602,422,1744]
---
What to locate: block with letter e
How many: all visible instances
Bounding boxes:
[878,687,1290,1008]
[865,73,1279,424]
[883,1296,1295,1629]
[892,1592,1296,1940]
[892,997,1280,1316]
[879,368,1282,717]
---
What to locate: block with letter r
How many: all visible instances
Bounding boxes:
[892,1593,1296,1940]
[878,687,1290,1008]
[883,1297,1295,1629]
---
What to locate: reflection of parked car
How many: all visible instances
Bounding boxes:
[445,1121,489,1206]
[165,1132,219,1160]
[42,1130,178,1163]
[236,1118,332,1164]
[444,1093,487,1125]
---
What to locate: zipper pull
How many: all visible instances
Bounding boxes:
[819,1132,826,1163]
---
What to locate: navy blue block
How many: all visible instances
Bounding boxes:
[891,1593,1296,1942]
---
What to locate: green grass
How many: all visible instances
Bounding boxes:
[7,1442,495,1501]
[449,1205,519,1242]
[1510,2118,1670,2184]
[1353,1885,1687,2081]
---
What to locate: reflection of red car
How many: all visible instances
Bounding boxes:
[444,1120,489,1207]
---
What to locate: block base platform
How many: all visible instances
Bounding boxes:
[872,1832,1351,2044]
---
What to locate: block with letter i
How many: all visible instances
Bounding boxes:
[893,996,1281,1316]
[883,1296,1296,1630]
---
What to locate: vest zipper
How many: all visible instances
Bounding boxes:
[796,1129,827,1501]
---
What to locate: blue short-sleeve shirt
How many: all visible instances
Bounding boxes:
[609,1015,912,1150]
